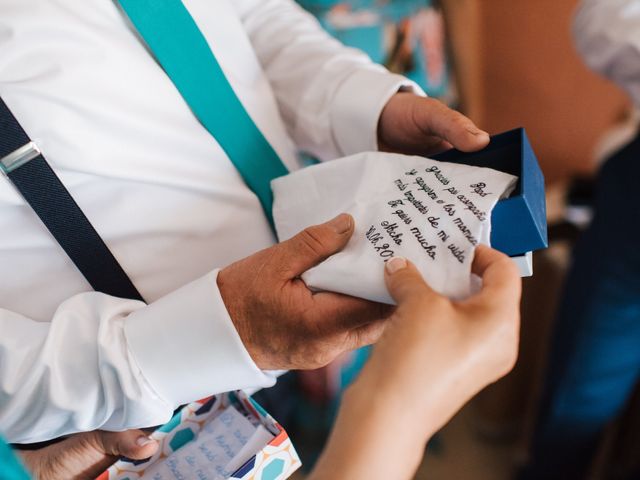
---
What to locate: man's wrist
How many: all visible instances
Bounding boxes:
[377,91,422,151]
[216,267,276,371]
[126,269,275,406]
[331,68,424,156]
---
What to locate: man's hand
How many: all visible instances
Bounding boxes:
[19,429,158,480]
[378,92,490,155]
[217,214,390,371]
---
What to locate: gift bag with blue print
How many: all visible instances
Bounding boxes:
[99,391,301,480]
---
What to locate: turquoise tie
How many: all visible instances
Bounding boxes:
[117,0,289,225]
[0,436,30,480]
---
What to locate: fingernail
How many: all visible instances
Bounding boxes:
[326,213,352,234]
[467,126,489,137]
[136,436,153,447]
[386,257,407,274]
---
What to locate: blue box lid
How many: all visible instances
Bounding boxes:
[432,128,548,256]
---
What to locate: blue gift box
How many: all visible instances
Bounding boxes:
[432,128,548,257]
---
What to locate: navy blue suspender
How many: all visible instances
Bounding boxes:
[0,97,143,302]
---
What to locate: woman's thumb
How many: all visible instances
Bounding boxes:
[97,429,159,460]
[384,257,434,304]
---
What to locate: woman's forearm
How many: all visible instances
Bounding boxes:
[308,378,432,480]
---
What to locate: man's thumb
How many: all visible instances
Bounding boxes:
[280,213,354,277]
[98,429,159,460]
[384,257,434,304]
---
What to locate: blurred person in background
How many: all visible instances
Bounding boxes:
[520,1,640,478]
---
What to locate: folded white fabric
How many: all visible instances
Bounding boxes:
[272,152,518,303]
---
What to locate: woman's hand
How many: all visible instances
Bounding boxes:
[364,245,522,435]
[310,246,521,480]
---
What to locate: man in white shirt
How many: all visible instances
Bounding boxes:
[520,1,640,478]
[0,0,489,447]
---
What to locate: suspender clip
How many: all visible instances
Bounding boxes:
[0,142,41,175]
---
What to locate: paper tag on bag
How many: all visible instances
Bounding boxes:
[139,406,272,480]
[102,392,301,480]
[272,152,517,302]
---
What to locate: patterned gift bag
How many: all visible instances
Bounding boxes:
[98,392,301,480]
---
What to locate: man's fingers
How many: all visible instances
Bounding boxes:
[416,98,490,152]
[383,257,436,305]
[278,213,354,278]
[312,289,392,332]
[429,139,454,154]
[471,245,522,305]
[97,429,159,460]
[346,318,387,350]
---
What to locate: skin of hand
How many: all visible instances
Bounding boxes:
[17,214,384,480]
[303,92,491,400]
[217,213,391,371]
[309,246,521,480]
[19,429,158,480]
[378,92,490,155]
[24,96,490,478]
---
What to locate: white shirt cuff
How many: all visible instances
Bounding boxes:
[124,269,275,407]
[330,67,424,156]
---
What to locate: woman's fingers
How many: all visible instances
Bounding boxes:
[471,245,522,307]
[384,257,437,305]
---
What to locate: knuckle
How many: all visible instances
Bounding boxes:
[498,322,520,376]
[444,119,468,141]
[451,110,469,125]
[84,430,108,455]
[309,346,332,368]
[398,296,441,321]
[499,256,521,278]
[500,345,519,377]
[488,249,512,267]
[393,277,422,298]
[416,292,447,311]
[425,97,444,110]
[298,226,328,258]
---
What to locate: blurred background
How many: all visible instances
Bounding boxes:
[255,1,639,478]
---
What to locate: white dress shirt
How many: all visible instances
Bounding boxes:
[0,0,416,443]
[574,0,640,106]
